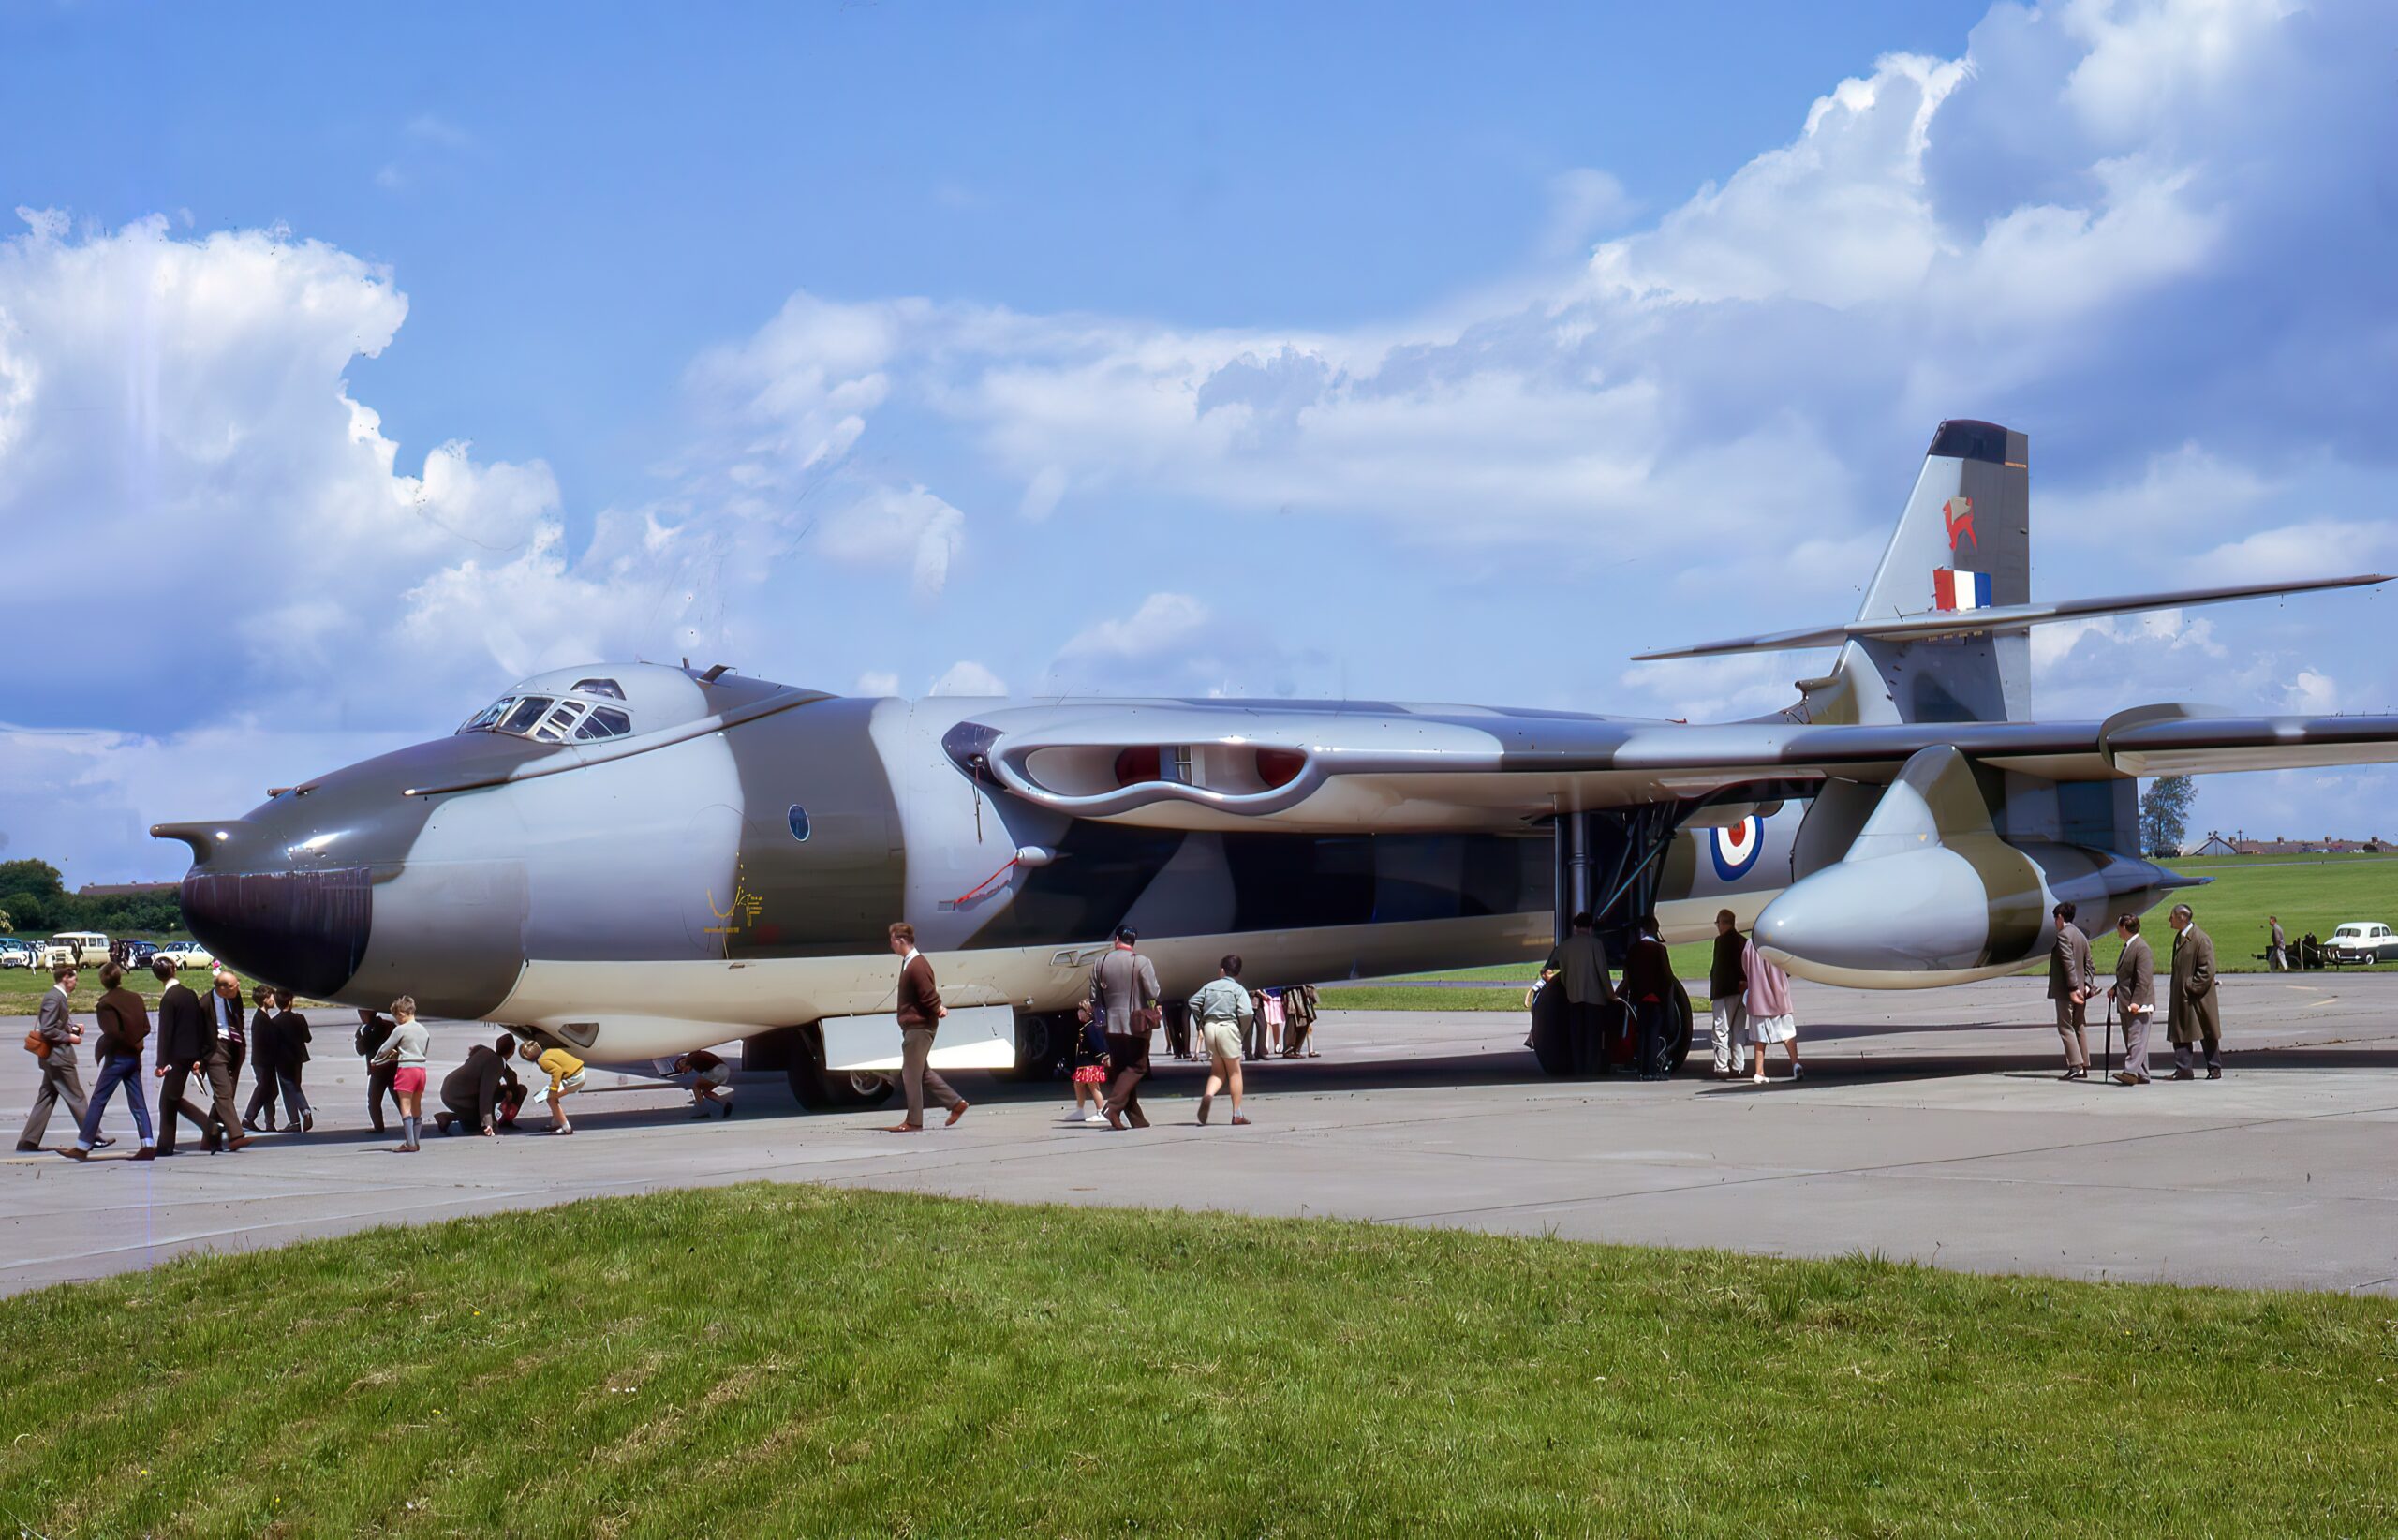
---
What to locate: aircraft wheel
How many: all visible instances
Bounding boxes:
[1666,980,1695,1074]
[784,1024,895,1111]
[994,1011,1070,1083]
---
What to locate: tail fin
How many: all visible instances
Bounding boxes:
[1810,419,2028,725]
[1634,420,2384,725]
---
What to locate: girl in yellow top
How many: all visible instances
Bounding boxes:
[519,1040,586,1135]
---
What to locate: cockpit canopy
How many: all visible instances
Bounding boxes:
[458,680,634,744]
[452,663,759,746]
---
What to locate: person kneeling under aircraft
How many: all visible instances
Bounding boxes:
[436,1033,517,1137]
[673,1049,734,1118]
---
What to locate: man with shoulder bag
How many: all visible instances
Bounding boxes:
[1093,926,1164,1130]
[18,966,92,1151]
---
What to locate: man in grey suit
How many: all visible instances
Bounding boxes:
[2166,902,2224,1080]
[1093,926,1163,1130]
[2109,914,2157,1085]
[2048,900,2095,1081]
[17,967,92,1150]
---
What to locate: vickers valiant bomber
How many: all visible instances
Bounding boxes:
[155,422,2396,1106]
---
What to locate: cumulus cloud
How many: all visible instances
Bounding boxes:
[928,660,1007,696]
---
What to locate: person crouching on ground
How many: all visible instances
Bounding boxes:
[522,1036,587,1135]
[436,1033,514,1136]
[64,963,150,1160]
[673,1049,734,1118]
[1189,954,1255,1126]
[1742,933,1802,1083]
[1708,910,1751,1080]
[370,997,432,1150]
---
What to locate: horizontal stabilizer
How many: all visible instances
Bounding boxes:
[1634,573,2389,660]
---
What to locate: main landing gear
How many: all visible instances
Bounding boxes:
[1534,805,1696,1078]
[1527,985,1695,1076]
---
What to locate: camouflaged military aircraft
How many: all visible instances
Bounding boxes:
[155,421,2396,1104]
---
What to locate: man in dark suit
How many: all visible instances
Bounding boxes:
[2049,900,2095,1081]
[2110,914,2157,1085]
[242,995,286,1131]
[2166,903,2224,1079]
[1619,913,1676,1081]
[152,960,244,1154]
[356,1008,401,1133]
[884,921,968,1133]
[272,990,316,1132]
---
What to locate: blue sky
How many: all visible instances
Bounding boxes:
[3,0,2393,882]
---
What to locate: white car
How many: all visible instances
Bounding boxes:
[2325,922,2398,965]
[0,938,33,969]
[152,940,218,971]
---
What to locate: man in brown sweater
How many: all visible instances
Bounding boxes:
[884,921,968,1132]
[65,963,153,1159]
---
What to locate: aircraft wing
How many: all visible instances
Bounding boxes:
[952,701,2398,833]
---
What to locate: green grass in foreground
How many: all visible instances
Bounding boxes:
[1,1187,2392,1537]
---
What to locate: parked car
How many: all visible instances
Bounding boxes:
[0,938,34,969]
[2325,922,2398,965]
[117,940,160,969]
[36,931,112,970]
[152,940,218,971]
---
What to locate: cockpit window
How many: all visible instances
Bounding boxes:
[457,687,635,741]
[499,697,555,735]
[531,701,588,742]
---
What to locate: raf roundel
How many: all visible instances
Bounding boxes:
[1709,815,1765,881]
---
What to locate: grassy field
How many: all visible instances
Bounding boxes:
[1321,852,2398,1011]
[0,1186,2391,1537]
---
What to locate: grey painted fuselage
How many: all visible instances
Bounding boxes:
[163,665,1800,1060]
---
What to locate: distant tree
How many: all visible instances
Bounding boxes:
[2,890,51,931]
[2139,776,2198,857]
[0,858,67,906]
[0,906,11,934]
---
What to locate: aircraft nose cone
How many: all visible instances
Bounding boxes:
[177,826,374,997]
[1754,851,1992,976]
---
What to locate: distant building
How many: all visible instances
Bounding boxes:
[74,881,180,897]
[2189,831,2390,856]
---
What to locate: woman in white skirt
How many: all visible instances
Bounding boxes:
[1740,935,1804,1083]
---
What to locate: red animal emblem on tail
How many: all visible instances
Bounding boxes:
[1943,496,1976,552]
